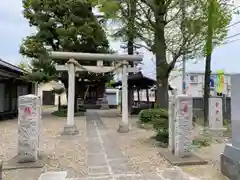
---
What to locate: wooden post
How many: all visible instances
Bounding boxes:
[146,88,150,107]
[137,89,140,107]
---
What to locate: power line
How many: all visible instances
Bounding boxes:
[221,6,240,29]
[230,5,240,13]
[226,32,240,39]
[221,38,240,46]
[227,20,240,28]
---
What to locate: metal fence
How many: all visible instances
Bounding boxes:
[193,97,231,120]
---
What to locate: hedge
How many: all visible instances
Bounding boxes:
[138,108,169,144]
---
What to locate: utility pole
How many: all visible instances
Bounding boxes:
[181,0,187,94]
[203,0,214,127]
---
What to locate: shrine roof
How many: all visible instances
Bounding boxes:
[111,72,155,89]
[112,72,174,90]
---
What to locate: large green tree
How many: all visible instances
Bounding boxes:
[203,0,232,126]
[91,0,139,113]
[94,0,231,109]
[20,0,113,106]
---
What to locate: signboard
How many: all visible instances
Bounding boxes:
[210,75,216,89]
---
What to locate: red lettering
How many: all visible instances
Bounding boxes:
[24,107,32,115]
[183,104,188,113]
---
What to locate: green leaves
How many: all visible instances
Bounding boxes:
[20,0,112,84]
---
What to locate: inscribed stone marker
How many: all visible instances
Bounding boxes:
[208,97,223,129]
[17,94,41,163]
[174,95,193,157]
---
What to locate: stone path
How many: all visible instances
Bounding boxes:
[84,112,201,180]
[85,112,162,180]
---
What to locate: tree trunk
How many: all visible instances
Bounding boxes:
[127,0,136,114]
[204,0,214,127]
[156,78,169,109]
[204,55,211,127]
[154,3,168,109]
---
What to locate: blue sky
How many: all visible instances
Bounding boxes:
[1,0,240,79]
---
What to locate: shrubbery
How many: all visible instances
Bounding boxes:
[60,105,86,112]
[138,108,169,144]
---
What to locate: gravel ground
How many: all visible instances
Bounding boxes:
[100,115,228,180]
[0,113,87,180]
[0,108,229,180]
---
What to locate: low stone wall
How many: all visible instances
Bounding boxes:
[193,97,231,120]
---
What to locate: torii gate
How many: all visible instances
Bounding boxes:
[49,51,143,135]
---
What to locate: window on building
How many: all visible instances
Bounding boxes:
[189,75,198,83]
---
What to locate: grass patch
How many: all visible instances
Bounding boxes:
[193,137,211,147]
[51,109,85,117]
[51,110,67,117]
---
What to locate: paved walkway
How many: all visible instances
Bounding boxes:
[85,112,161,180]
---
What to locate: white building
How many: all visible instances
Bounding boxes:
[169,71,231,97]
[37,81,67,106]
[38,83,121,106]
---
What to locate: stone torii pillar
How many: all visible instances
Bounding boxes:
[62,60,79,135]
[118,60,129,133]
[49,51,143,134]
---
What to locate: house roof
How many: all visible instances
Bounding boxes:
[0,58,24,74]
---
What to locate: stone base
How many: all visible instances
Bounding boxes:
[100,104,110,110]
[221,144,240,179]
[117,124,130,133]
[202,127,226,137]
[158,167,200,179]
[61,125,79,136]
[3,153,46,170]
[16,153,38,163]
[159,147,207,166]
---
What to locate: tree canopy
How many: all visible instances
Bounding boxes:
[20,0,112,85]
[91,0,232,108]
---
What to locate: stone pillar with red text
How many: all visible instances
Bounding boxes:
[174,95,193,157]
[207,97,226,136]
[17,94,41,163]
